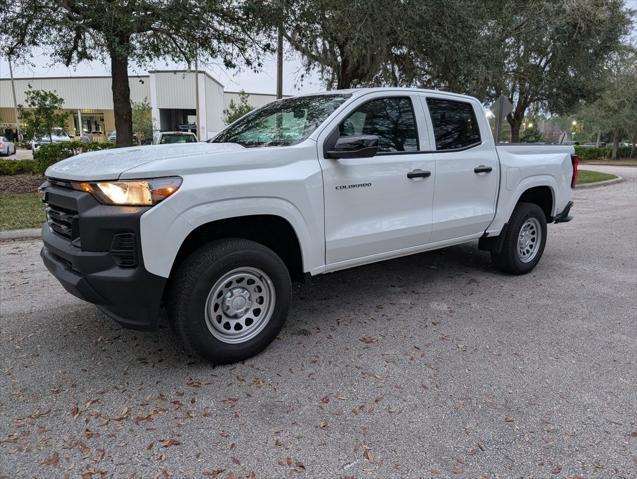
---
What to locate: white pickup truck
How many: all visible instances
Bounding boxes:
[40,88,577,363]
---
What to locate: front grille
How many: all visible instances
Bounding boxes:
[45,203,79,240]
[110,233,138,268]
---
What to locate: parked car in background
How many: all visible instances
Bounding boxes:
[0,136,16,156]
[31,128,71,151]
[153,131,198,144]
[108,131,140,145]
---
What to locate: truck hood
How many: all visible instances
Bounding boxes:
[45,142,245,181]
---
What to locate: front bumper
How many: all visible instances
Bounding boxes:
[40,180,167,329]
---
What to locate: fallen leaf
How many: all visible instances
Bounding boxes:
[41,452,60,466]
[504,416,514,422]
[320,395,330,404]
[202,468,225,477]
[363,449,374,462]
[232,456,241,465]
[159,439,181,448]
[359,336,377,344]
[551,464,562,475]
[319,420,327,428]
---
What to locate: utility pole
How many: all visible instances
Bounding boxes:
[8,55,21,140]
[276,2,284,99]
[194,56,201,139]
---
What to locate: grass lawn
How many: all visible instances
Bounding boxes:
[0,192,45,230]
[577,169,618,185]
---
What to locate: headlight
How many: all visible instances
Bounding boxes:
[71,177,182,206]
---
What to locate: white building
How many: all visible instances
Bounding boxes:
[0,70,279,141]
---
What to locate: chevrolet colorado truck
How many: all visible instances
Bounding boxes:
[40,88,577,363]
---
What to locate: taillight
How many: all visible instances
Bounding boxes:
[571,155,580,188]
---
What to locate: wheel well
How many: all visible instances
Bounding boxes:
[517,186,553,220]
[171,215,304,282]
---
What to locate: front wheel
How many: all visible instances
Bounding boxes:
[167,239,292,363]
[491,202,547,275]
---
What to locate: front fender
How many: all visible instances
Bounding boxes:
[139,197,323,278]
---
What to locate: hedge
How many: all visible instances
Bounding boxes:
[0,141,115,176]
[574,145,634,161]
[0,159,39,176]
[33,141,115,175]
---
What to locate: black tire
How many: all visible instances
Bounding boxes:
[490,202,547,275]
[167,238,291,363]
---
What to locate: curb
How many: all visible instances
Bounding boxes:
[576,176,623,189]
[0,228,41,241]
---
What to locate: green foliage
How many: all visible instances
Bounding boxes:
[223,91,254,125]
[577,50,637,158]
[18,86,71,141]
[574,145,633,160]
[484,0,632,142]
[0,159,38,176]
[283,0,488,90]
[32,141,114,175]
[132,99,153,141]
[520,126,544,143]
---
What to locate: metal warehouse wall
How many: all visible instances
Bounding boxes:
[0,76,150,110]
[152,71,200,110]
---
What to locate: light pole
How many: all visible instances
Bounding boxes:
[8,55,21,140]
[276,0,284,100]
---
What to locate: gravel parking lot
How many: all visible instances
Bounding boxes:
[1,167,635,478]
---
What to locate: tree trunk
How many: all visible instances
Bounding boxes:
[611,129,619,160]
[337,57,353,89]
[110,48,133,147]
[507,106,525,143]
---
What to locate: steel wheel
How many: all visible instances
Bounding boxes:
[204,266,276,344]
[517,217,541,263]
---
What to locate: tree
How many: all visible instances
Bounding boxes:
[18,86,71,142]
[484,0,632,142]
[132,99,153,142]
[577,51,637,159]
[282,0,486,91]
[223,91,254,124]
[2,1,271,147]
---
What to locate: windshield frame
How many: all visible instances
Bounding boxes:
[210,93,352,148]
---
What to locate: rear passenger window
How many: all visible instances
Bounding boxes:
[426,98,481,150]
[339,97,419,153]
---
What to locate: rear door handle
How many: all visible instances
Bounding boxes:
[474,165,493,174]
[407,169,431,179]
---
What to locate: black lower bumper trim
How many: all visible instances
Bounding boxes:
[554,201,574,223]
[41,224,167,330]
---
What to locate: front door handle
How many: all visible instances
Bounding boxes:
[474,165,493,174]
[407,169,431,179]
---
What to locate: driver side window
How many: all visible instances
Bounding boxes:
[339,97,419,153]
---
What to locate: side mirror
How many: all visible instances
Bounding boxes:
[326,135,379,159]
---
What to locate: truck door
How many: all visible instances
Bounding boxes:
[422,96,499,242]
[318,93,436,268]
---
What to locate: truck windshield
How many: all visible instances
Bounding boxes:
[211,94,351,147]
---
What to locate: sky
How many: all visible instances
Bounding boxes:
[0,46,325,95]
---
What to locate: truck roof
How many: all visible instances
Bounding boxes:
[292,87,480,103]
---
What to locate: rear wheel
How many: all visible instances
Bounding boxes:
[491,202,547,274]
[168,239,291,363]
